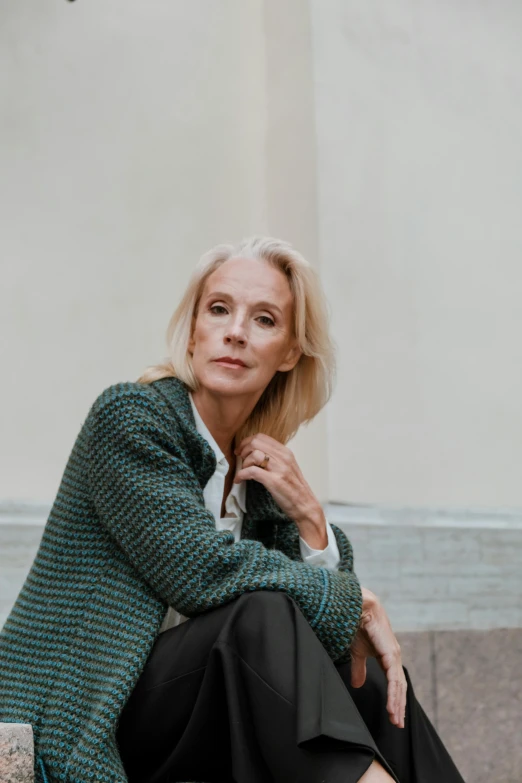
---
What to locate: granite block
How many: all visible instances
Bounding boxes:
[395,630,436,725]
[0,723,34,783]
[434,628,522,783]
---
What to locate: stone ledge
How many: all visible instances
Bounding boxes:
[0,723,34,782]
[325,501,522,529]
[4,499,522,529]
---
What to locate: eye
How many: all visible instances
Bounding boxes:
[209,304,275,327]
[257,315,275,327]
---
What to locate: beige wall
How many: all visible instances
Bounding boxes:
[310,0,522,508]
[262,0,328,503]
[0,0,327,505]
[1,1,521,510]
[0,0,266,501]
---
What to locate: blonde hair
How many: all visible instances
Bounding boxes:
[137,236,336,445]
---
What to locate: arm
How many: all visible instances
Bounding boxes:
[86,384,362,662]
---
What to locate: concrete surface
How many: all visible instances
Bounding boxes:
[330,511,522,632]
[0,723,34,783]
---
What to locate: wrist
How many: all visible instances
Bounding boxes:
[294,501,325,526]
[294,505,328,550]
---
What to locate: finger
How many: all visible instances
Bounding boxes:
[233,465,273,485]
[385,674,401,723]
[399,674,408,729]
[240,449,270,470]
[235,433,282,457]
[234,433,271,455]
[394,670,407,728]
[350,655,367,689]
[386,670,407,728]
[234,436,255,457]
[387,673,406,727]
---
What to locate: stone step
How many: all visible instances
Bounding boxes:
[0,723,34,783]
[3,511,522,632]
[1,633,520,783]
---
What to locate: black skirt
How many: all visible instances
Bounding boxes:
[115,591,465,783]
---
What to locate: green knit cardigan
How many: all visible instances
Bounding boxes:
[0,376,363,783]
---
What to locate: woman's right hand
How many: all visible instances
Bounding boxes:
[350,587,407,729]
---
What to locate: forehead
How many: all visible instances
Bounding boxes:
[203,256,293,305]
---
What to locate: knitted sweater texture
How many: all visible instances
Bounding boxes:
[0,377,363,783]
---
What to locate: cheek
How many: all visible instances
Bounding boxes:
[256,336,287,364]
[191,320,212,348]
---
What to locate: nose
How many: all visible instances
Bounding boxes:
[224,313,247,345]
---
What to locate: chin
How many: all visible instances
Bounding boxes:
[197,365,255,396]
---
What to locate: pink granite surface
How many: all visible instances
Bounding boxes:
[435,628,522,783]
[0,723,34,783]
[397,629,522,783]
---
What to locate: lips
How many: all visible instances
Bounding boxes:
[214,357,247,367]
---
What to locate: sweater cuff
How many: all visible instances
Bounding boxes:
[308,566,363,662]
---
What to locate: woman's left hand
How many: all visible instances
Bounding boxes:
[233,433,320,525]
[351,588,408,729]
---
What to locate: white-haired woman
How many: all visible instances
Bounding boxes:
[0,237,465,783]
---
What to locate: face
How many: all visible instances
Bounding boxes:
[188,256,302,399]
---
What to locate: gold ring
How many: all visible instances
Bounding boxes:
[259,453,270,469]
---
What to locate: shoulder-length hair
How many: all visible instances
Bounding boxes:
[137,236,336,445]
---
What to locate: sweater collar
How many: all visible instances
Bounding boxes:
[187,390,247,514]
[151,376,217,492]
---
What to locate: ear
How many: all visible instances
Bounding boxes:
[277,341,302,373]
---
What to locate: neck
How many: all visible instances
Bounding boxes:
[190,387,259,460]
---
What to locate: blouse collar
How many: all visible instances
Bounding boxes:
[188,391,247,514]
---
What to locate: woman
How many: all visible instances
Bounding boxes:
[0,237,464,783]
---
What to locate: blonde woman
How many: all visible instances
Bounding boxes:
[0,237,464,783]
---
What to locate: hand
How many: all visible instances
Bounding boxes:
[350,587,407,729]
[233,433,320,527]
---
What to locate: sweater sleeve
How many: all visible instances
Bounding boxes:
[86,384,362,662]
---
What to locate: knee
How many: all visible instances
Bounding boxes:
[235,589,294,614]
[230,590,294,643]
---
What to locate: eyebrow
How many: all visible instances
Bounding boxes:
[205,291,283,317]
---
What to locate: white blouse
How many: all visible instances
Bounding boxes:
[160,392,341,633]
